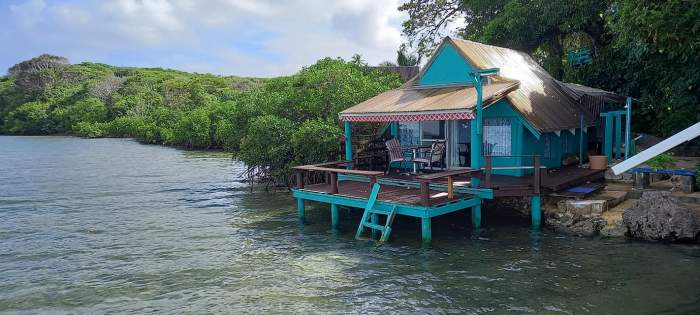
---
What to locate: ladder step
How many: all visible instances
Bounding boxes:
[362,222,386,231]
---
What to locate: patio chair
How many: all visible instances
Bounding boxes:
[385,138,407,174]
[413,141,446,172]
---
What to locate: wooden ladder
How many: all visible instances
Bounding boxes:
[355,183,397,242]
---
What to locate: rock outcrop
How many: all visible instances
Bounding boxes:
[622,191,700,242]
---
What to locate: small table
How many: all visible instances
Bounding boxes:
[401,144,431,174]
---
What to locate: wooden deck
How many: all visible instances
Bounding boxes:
[383,166,605,197]
[304,180,470,207]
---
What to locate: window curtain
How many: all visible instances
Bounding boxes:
[483,118,512,156]
[398,122,420,145]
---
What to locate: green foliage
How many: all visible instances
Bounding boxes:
[291,119,343,165]
[400,0,700,136]
[62,98,108,132]
[4,101,54,134]
[73,121,107,138]
[239,115,295,184]
[0,54,399,186]
[172,108,212,149]
[646,152,675,170]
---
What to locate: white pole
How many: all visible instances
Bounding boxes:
[611,121,700,175]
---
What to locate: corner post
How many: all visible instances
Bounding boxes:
[344,121,353,167]
[297,198,305,223]
[471,205,481,229]
[531,195,541,228]
[330,203,339,229]
[421,217,432,242]
[603,114,613,163]
[625,97,632,160]
[615,114,622,160]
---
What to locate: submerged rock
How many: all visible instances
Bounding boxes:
[622,191,700,242]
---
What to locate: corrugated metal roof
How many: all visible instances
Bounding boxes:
[367,66,420,82]
[449,37,595,132]
[555,80,626,104]
[339,80,519,121]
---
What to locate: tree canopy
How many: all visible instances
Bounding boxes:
[400,0,700,136]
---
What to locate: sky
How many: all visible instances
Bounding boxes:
[0,0,410,77]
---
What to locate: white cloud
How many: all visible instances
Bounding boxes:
[1,0,409,77]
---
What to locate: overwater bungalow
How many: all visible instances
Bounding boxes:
[292,37,632,242]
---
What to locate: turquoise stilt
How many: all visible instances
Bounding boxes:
[615,114,622,160]
[471,204,482,228]
[603,115,613,163]
[579,113,584,165]
[330,203,339,229]
[625,97,632,159]
[421,217,432,242]
[531,195,541,228]
[344,121,352,167]
[297,198,305,222]
[370,213,379,239]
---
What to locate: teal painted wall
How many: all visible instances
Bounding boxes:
[419,42,475,86]
[482,100,523,176]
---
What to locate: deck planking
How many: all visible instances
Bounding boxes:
[303,180,470,207]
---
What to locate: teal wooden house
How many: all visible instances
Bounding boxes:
[291,37,631,243]
[340,37,628,175]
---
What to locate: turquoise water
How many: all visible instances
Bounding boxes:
[1,136,699,314]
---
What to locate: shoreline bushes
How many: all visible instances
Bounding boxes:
[0,56,401,186]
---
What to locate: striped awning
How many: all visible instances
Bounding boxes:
[339,80,519,122]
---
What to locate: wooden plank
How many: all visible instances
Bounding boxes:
[293,165,383,176]
[416,168,481,180]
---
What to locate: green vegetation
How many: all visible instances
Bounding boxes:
[646,152,676,170]
[400,0,700,137]
[0,54,401,186]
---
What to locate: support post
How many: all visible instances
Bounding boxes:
[371,213,380,239]
[344,121,353,168]
[297,198,305,222]
[330,172,338,194]
[603,115,613,163]
[615,114,622,160]
[579,112,584,165]
[625,97,632,160]
[420,181,430,207]
[531,195,541,228]
[421,217,432,242]
[447,176,454,199]
[330,203,339,228]
[470,76,483,173]
[471,204,481,229]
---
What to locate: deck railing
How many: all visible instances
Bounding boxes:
[484,155,544,195]
[293,160,383,194]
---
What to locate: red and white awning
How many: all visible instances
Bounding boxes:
[341,111,475,122]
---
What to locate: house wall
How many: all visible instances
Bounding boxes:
[419,42,475,86]
[405,39,588,177]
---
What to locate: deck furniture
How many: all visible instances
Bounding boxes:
[413,141,446,172]
[385,139,408,174]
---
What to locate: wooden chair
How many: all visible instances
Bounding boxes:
[413,141,446,172]
[385,138,407,174]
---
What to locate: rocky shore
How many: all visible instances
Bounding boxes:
[543,189,700,243]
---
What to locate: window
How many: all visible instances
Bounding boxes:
[483,118,511,156]
[543,134,552,159]
[398,122,420,145]
[421,120,446,140]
